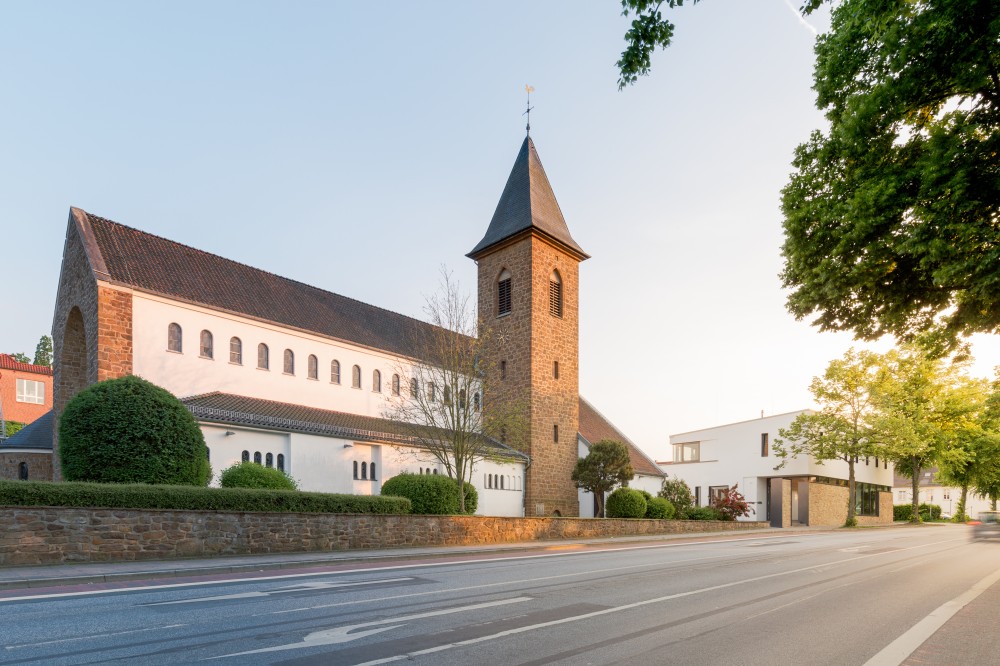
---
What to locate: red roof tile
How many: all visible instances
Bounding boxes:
[578,397,662,477]
[0,354,53,376]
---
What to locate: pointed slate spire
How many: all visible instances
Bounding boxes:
[468,137,589,260]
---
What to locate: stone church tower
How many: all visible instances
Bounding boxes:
[469,136,589,517]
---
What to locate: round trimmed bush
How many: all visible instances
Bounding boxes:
[606,487,647,518]
[59,375,210,485]
[685,506,724,521]
[219,462,297,490]
[382,473,476,515]
[645,497,676,519]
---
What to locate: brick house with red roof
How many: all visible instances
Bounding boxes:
[0,354,52,433]
[36,135,662,514]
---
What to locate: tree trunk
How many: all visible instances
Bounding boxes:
[596,492,605,518]
[957,484,969,522]
[457,477,466,514]
[911,459,921,523]
[846,459,857,526]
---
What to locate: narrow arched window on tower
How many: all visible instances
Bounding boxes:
[200,330,214,358]
[167,323,183,352]
[549,269,562,318]
[497,269,512,316]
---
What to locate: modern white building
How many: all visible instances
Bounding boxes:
[661,411,894,526]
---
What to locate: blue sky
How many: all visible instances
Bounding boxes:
[4,2,998,460]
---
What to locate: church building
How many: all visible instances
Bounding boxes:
[12,134,663,516]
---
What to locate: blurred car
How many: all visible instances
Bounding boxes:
[969,511,1000,541]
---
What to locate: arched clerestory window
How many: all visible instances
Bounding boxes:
[331,360,341,384]
[167,323,183,352]
[265,452,273,468]
[392,374,400,396]
[258,343,269,370]
[230,337,242,364]
[200,330,214,358]
[352,365,362,388]
[308,354,318,380]
[283,349,295,375]
[372,370,382,393]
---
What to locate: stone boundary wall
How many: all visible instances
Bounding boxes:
[0,507,770,566]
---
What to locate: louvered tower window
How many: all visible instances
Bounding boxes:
[549,270,562,318]
[497,269,512,316]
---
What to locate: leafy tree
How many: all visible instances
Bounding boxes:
[59,375,211,485]
[711,484,753,521]
[8,352,30,364]
[1,421,25,439]
[219,462,296,490]
[658,475,694,517]
[781,0,1000,349]
[874,347,978,523]
[934,378,994,522]
[616,1,1000,351]
[384,269,525,514]
[605,486,647,518]
[33,335,52,367]
[571,439,634,518]
[775,348,886,526]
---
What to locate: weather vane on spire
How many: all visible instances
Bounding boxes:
[524,84,535,136]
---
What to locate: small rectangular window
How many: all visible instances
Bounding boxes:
[500,360,506,380]
[694,486,701,507]
[553,360,559,379]
[498,278,512,316]
[549,280,562,317]
[761,433,769,457]
[553,424,558,442]
[15,379,45,405]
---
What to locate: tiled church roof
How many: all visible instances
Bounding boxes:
[183,392,528,460]
[79,209,459,360]
[468,137,588,260]
[578,397,663,477]
[0,354,53,375]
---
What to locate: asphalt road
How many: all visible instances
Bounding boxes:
[1,526,997,665]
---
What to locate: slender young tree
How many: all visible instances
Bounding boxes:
[775,348,886,527]
[384,269,526,514]
[33,335,53,367]
[572,440,634,518]
[934,378,992,522]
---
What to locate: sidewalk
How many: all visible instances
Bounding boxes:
[0,526,803,591]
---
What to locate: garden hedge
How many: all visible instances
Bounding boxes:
[645,497,676,520]
[0,480,411,514]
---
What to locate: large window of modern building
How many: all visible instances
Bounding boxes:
[761,433,769,457]
[15,379,45,404]
[167,323,182,352]
[672,441,700,463]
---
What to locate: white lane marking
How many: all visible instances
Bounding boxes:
[260,552,741,615]
[141,577,414,606]
[336,537,970,666]
[0,533,818,603]
[208,597,533,659]
[5,624,187,650]
[863,564,1000,666]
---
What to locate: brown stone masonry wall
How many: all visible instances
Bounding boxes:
[0,507,771,566]
[0,454,52,482]
[808,482,892,526]
[96,286,133,381]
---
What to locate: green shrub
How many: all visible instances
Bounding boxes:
[645,497,675,519]
[685,506,724,521]
[919,503,942,520]
[59,375,210,486]
[461,481,478,515]
[0,480,410,514]
[893,504,913,521]
[606,487,647,518]
[659,476,694,517]
[220,462,297,490]
[638,489,654,505]
[2,421,25,439]
[381,473,475,515]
